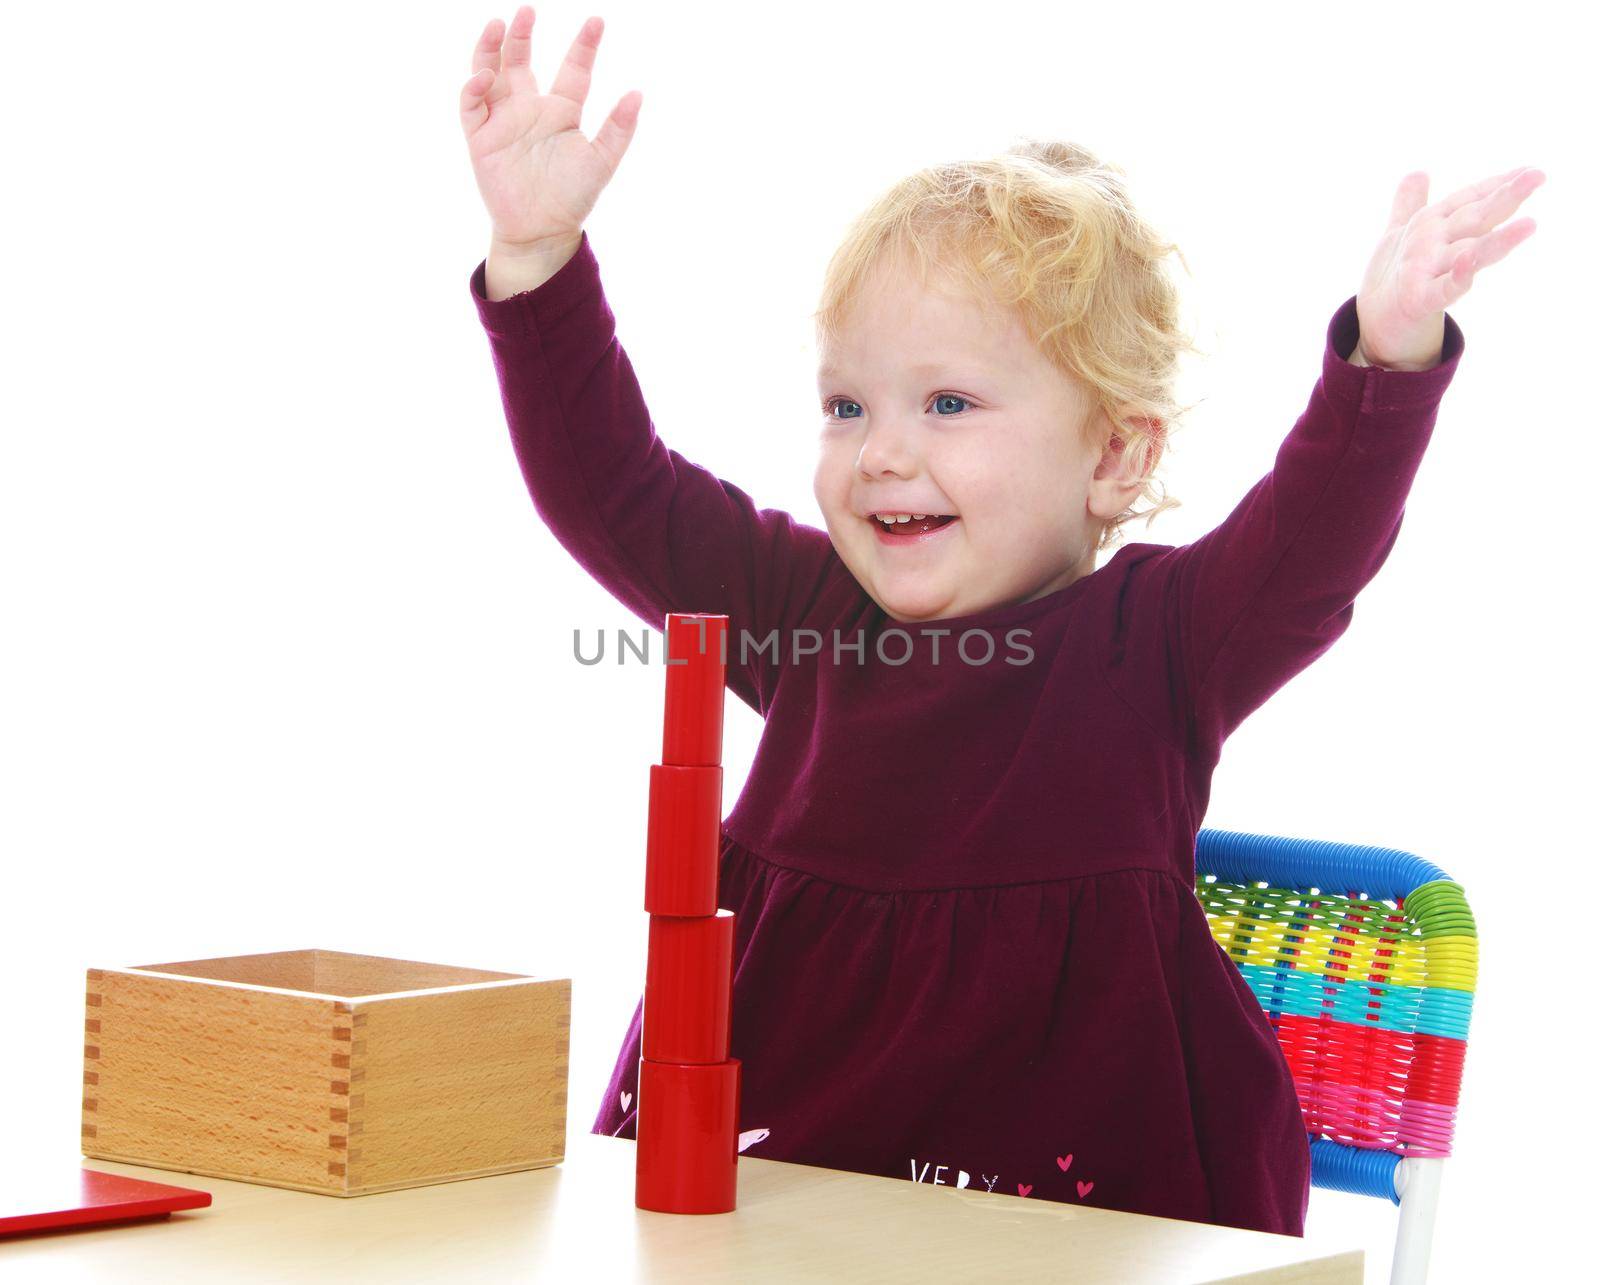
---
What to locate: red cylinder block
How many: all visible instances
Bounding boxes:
[643,910,736,1064]
[635,1057,741,1214]
[644,764,723,917]
[636,611,737,1214]
[663,614,727,767]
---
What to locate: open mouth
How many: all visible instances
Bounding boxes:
[868,513,959,541]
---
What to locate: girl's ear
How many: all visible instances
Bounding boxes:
[1087,416,1163,522]
[1099,416,1164,475]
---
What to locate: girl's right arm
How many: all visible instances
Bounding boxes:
[469,229,840,715]
[459,10,841,714]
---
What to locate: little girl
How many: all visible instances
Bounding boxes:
[459,8,1540,1236]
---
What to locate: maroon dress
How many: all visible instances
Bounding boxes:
[470,231,1463,1235]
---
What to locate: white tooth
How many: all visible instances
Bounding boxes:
[896,514,910,523]
[912,514,926,520]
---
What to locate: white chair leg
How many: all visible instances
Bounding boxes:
[1389,1157,1444,1285]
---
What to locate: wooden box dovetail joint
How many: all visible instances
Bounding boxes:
[81,950,570,1197]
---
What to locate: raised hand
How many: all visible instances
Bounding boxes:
[1354,166,1546,371]
[459,7,641,255]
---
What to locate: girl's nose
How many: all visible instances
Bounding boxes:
[855,419,921,480]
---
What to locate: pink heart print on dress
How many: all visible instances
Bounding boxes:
[620,1091,632,1112]
[1077,1180,1095,1198]
[1056,1154,1072,1172]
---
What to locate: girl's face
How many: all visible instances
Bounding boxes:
[813,256,1138,624]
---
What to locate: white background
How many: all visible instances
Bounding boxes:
[2,1,1588,1280]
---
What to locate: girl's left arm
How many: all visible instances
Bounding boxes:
[1104,165,1544,763]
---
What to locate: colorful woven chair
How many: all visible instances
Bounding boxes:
[1194,828,1477,1285]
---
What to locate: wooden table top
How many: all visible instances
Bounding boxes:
[2,1133,1363,1283]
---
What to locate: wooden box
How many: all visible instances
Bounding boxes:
[80,950,571,1196]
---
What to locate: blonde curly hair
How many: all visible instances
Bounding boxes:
[812,138,1206,552]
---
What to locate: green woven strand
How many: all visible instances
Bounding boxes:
[1405,880,1477,939]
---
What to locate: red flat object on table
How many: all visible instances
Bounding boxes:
[0,1167,212,1236]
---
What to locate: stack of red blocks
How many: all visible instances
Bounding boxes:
[634,612,741,1214]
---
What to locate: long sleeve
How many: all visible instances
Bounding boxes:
[470,231,842,715]
[1104,295,1465,764]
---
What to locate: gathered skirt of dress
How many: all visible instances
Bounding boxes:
[592,833,1310,1236]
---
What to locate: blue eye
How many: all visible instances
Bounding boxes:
[821,394,970,420]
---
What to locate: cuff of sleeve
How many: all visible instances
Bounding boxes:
[468,229,600,339]
[1321,293,1466,414]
